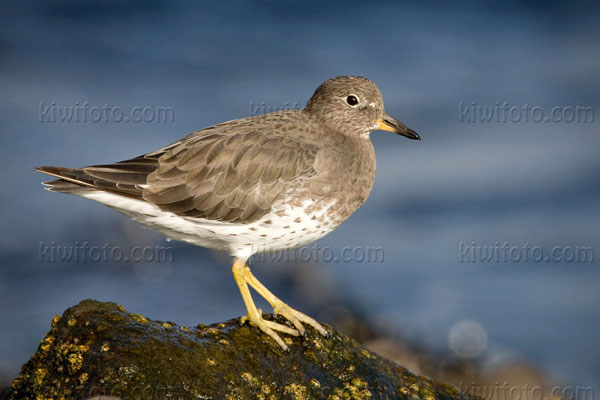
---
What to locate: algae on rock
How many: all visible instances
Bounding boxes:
[8,299,478,400]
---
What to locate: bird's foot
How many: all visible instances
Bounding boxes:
[272,302,328,337]
[243,308,299,351]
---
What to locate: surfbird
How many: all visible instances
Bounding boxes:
[36,76,420,350]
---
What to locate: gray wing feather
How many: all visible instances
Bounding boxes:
[37,125,320,224]
[144,129,319,222]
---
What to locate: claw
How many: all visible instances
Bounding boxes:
[245,312,297,350]
[273,306,305,335]
[273,304,327,337]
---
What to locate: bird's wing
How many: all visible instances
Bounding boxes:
[37,127,321,223]
[142,128,320,222]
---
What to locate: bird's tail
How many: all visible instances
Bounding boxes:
[35,166,97,194]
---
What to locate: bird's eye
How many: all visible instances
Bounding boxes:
[346,95,359,106]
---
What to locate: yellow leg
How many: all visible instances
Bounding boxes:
[232,257,327,350]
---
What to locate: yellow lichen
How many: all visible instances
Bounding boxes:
[55,343,90,374]
[181,326,190,332]
[129,313,148,324]
[219,338,230,345]
[67,353,84,373]
[240,371,260,387]
[67,318,77,327]
[79,372,89,384]
[101,342,110,352]
[162,322,173,328]
[309,378,321,389]
[10,376,21,390]
[40,335,55,352]
[361,349,373,359]
[207,327,220,336]
[312,337,323,350]
[206,357,216,366]
[34,368,47,386]
[284,383,308,399]
[350,377,366,387]
[51,315,61,327]
[325,376,372,400]
[261,384,272,394]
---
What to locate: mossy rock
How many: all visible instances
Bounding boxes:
[8,300,477,399]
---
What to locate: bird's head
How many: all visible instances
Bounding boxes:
[304,75,420,140]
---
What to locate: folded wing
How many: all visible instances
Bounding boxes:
[37,128,320,223]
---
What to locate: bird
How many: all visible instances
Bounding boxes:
[36,76,420,350]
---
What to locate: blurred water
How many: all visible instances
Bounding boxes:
[1,0,599,389]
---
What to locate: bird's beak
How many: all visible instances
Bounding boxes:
[376,112,421,140]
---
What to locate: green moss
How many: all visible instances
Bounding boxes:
[8,299,481,400]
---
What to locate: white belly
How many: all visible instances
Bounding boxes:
[78,191,339,258]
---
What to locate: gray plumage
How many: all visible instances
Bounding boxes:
[37,76,419,252]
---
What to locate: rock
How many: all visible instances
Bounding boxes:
[8,300,477,400]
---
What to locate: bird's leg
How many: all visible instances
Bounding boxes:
[232,257,299,350]
[233,257,328,346]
